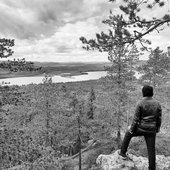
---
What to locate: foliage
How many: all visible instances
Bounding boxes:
[0,77,120,168]
[0,85,26,106]
[0,38,41,72]
[80,0,170,49]
[0,38,14,58]
[138,47,170,87]
[0,129,41,169]
[0,76,170,169]
[0,58,41,72]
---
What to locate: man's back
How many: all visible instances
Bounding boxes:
[137,97,162,133]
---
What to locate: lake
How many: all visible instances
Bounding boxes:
[0,71,141,86]
[0,71,108,86]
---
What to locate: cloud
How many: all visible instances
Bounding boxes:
[10,17,108,62]
[0,0,110,40]
[0,0,170,63]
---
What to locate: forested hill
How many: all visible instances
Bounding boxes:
[0,76,170,169]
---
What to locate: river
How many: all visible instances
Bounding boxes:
[0,71,141,86]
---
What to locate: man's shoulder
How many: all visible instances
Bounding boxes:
[151,98,161,105]
[140,97,161,107]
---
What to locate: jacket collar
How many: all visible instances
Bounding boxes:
[143,97,153,100]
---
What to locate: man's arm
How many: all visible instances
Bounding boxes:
[129,102,141,134]
[156,104,162,133]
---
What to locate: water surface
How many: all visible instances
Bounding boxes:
[0,71,141,86]
[0,71,107,86]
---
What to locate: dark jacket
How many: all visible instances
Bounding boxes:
[130,97,162,134]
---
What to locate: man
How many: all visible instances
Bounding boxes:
[119,85,162,170]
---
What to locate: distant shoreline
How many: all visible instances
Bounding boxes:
[0,70,104,80]
[0,60,146,80]
[0,62,109,79]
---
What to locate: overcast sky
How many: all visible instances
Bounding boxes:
[0,0,170,62]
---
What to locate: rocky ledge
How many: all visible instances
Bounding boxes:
[96,150,170,170]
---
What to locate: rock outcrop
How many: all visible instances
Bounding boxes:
[96,150,170,170]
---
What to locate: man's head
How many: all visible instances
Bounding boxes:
[142,85,153,97]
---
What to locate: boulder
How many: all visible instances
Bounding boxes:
[96,150,170,170]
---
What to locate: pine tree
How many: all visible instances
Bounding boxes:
[80,15,140,148]
[138,47,170,88]
[42,75,53,147]
[0,39,40,72]
[87,87,96,119]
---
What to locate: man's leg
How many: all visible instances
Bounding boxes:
[144,133,156,170]
[120,130,133,155]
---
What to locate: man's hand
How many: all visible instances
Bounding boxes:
[128,125,133,134]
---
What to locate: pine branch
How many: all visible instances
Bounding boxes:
[128,18,170,44]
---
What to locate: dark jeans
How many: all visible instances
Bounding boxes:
[121,130,156,170]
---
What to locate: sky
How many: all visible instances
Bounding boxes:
[0,0,170,62]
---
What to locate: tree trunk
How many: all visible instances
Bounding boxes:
[79,136,81,170]
[78,115,81,170]
[117,52,122,149]
[46,100,50,147]
[117,98,121,148]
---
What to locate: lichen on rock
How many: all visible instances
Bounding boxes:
[96,150,170,170]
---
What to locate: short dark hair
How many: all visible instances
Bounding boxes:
[142,85,153,97]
